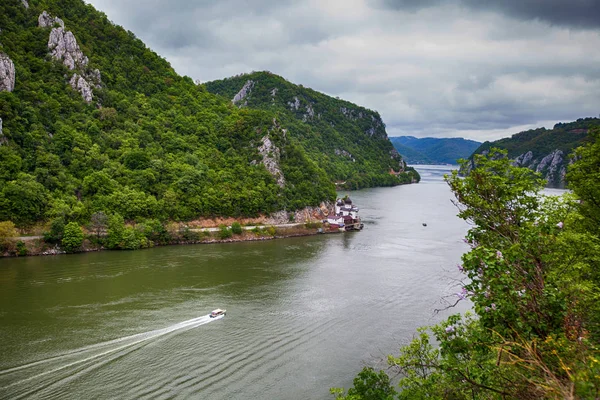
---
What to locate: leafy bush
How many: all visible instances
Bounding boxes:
[218,224,232,239]
[62,221,84,252]
[43,218,65,244]
[231,222,243,235]
[106,213,125,249]
[0,220,17,250]
[15,240,27,256]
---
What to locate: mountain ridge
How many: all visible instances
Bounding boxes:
[204,71,420,189]
[389,136,481,164]
[465,117,600,187]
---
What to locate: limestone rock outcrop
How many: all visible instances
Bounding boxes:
[288,96,300,111]
[48,28,88,70]
[38,11,64,29]
[69,73,94,103]
[258,134,285,188]
[0,53,15,92]
[22,0,29,9]
[232,80,254,105]
[39,11,101,104]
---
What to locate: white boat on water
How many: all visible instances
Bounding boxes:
[210,309,226,318]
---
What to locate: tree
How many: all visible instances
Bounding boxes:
[89,211,108,240]
[62,222,84,253]
[566,127,600,235]
[231,221,243,235]
[0,220,17,251]
[106,213,125,249]
[335,147,600,399]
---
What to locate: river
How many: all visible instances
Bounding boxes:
[0,165,471,399]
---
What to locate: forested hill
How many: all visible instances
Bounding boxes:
[389,136,481,164]
[467,117,600,187]
[204,72,420,189]
[0,0,340,227]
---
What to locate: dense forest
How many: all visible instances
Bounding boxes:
[0,0,416,238]
[389,136,481,165]
[466,118,600,187]
[204,71,420,189]
[333,129,600,399]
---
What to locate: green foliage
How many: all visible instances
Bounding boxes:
[0,220,17,250]
[15,240,27,256]
[119,226,148,250]
[337,143,600,398]
[1,0,374,231]
[467,118,600,187]
[566,127,600,236]
[205,71,419,189]
[43,217,65,244]
[105,213,125,249]
[231,222,243,235]
[61,221,84,252]
[218,224,233,239]
[331,367,397,400]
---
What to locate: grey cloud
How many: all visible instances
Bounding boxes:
[86,0,600,141]
[376,0,600,28]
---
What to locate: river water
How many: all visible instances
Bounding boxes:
[0,165,471,399]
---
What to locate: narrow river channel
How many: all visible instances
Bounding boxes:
[0,165,471,399]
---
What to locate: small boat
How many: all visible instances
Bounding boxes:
[210,309,226,318]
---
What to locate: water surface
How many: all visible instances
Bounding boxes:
[0,165,470,399]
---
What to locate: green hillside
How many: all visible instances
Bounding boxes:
[390,136,481,164]
[204,72,420,189]
[467,117,600,187]
[0,0,338,227]
[472,118,599,159]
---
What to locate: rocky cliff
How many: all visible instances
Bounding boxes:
[0,53,15,92]
[205,71,420,189]
[465,118,600,188]
[39,10,101,103]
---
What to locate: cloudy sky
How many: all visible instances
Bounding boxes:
[86,0,600,141]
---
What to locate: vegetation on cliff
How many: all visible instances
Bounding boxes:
[333,128,600,399]
[204,71,420,189]
[0,0,338,233]
[465,117,600,187]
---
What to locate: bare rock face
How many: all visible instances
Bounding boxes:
[38,11,64,28]
[0,53,15,92]
[48,28,88,70]
[334,148,355,162]
[22,0,29,9]
[232,80,254,105]
[288,96,300,111]
[69,73,93,103]
[513,151,534,167]
[40,12,101,104]
[258,135,285,188]
[0,117,6,146]
[302,103,315,122]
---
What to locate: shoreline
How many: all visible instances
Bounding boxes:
[1,224,343,258]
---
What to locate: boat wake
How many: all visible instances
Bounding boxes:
[0,314,222,399]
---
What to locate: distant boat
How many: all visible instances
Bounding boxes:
[210,309,226,318]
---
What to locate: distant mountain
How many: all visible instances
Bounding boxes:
[389,136,481,165]
[465,117,600,188]
[204,71,420,190]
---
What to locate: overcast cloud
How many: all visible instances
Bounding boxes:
[86,0,600,141]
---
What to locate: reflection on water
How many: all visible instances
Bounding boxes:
[1,173,471,399]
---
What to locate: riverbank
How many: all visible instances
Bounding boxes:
[0,222,340,258]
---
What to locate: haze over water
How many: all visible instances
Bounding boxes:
[0,165,471,399]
